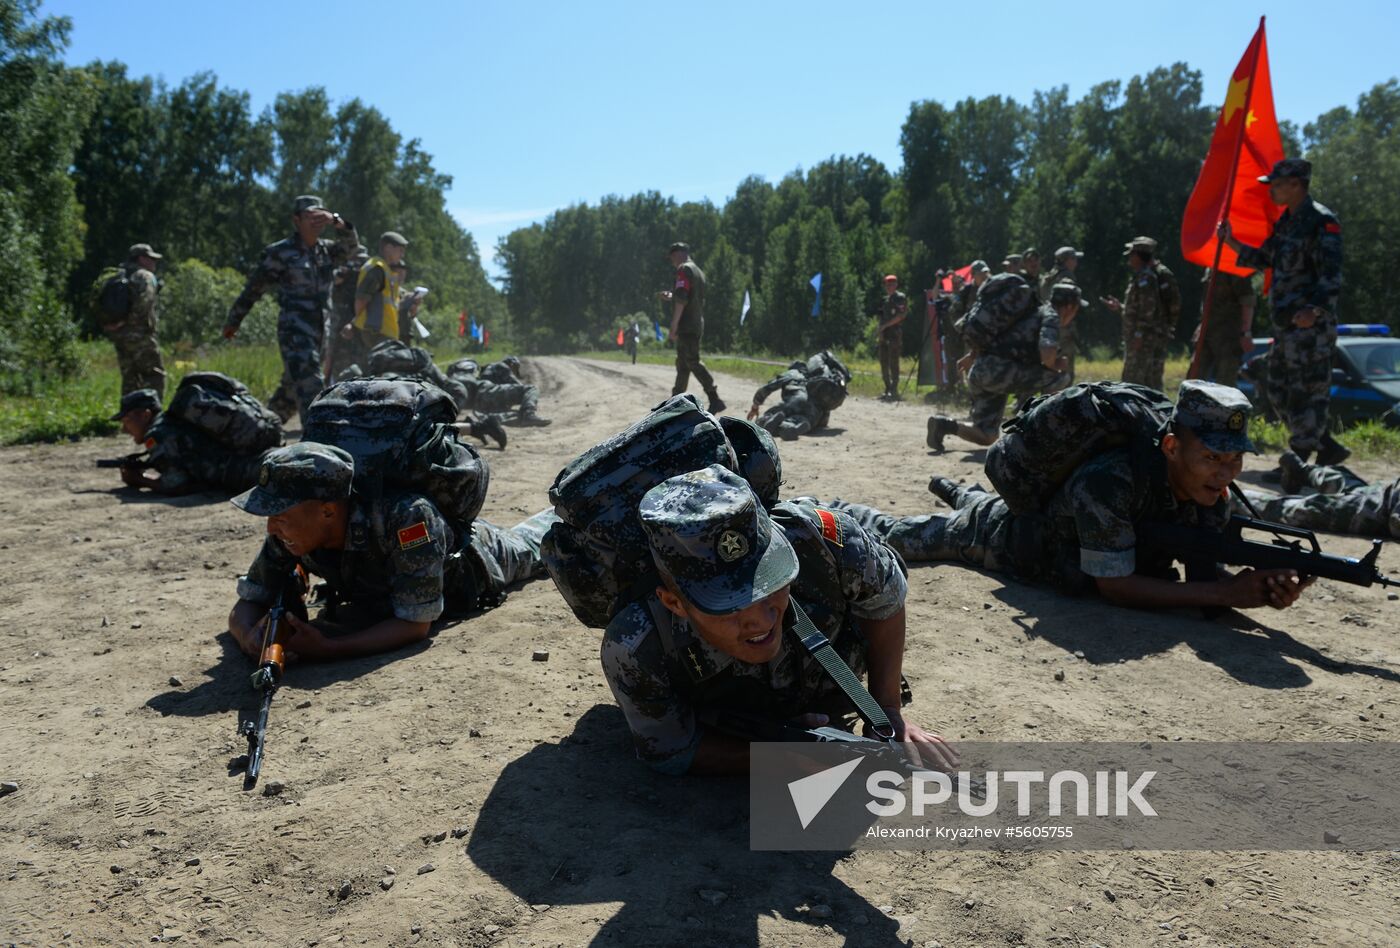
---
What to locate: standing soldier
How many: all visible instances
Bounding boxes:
[1190,269,1256,387]
[1021,247,1042,286]
[944,260,990,389]
[1101,236,1180,391]
[1040,247,1085,378]
[660,241,724,413]
[97,243,166,398]
[876,274,908,400]
[1220,157,1346,465]
[223,195,359,426]
[1000,253,1023,275]
[324,243,369,381]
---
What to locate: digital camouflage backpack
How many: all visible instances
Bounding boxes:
[540,394,781,628]
[984,381,1174,514]
[804,350,851,412]
[954,273,1039,352]
[365,339,471,413]
[165,372,283,453]
[302,377,488,528]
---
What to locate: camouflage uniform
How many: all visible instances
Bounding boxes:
[1039,248,1083,376]
[600,467,906,774]
[233,443,555,622]
[847,382,1249,588]
[1193,270,1256,387]
[877,287,908,396]
[105,253,166,398]
[326,248,370,380]
[669,249,721,406]
[480,357,521,385]
[942,279,975,384]
[1119,240,1180,391]
[456,375,543,421]
[225,204,360,425]
[1239,459,1398,540]
[965,301,1070,433]
[143,413,271,494]
[364,340,472,414]
[1233,187,1343,455]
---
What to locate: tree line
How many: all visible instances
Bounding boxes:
[499,66,1400,359]
[0,0,502,390]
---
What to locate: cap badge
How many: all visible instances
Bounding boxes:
[258,464,272,487]
[717,530,749,562]
[1227,410,1246,431]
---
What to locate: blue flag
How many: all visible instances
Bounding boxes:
[469,317,479,340]
[809,272,822,317]
[654,321,664,341]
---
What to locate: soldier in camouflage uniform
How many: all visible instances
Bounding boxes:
[942,260,990,388]
[1237,451,1399,540]
[356,340,508,448]
[102,243,167,398]
[745,351,848,441]
[110,389,272,495]
[1190,269,1256,387]
[445,357,551,427]
[875,274,908,400]
[324,244,370,382]
[1039,247,1084,377]
[851,382,1311,611]
[1220,158,1347,465]
[481,355,522,385]
[1102,236,1180,391]
[223,196,360,426]
[661,242,725,413]
[1021,247,1041,286]
[1000,253,1023,275]
[600,465,957,775]
[226,443,557,662]
[925,280,1076,450]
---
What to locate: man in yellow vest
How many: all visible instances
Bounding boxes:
[351,232,422,348]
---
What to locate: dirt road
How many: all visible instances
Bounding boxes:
[2,357,1397,946]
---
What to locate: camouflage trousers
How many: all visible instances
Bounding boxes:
[469,509,559,595]
[105,324,166,398]
[152,426,269,494]
[757,391,821,441]
[473,380,539,418]
[672,332,718,398]
[878,332,901,394]
[270,313,327,426]
[1265,320,1337,454]
[1238,465,1399,540]
[823,490,1085,589]
[1121,340,1168,391]
[1195,331,1244,387]
[966,354,1071,433]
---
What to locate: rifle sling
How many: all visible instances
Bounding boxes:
[789,600,895,741]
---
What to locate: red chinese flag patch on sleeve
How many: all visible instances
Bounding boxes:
[674,272,690,291]
[1324,221,1341,234]
[397,521,431,550]
[816,508,843,546]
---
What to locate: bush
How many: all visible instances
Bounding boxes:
[160,258,278,346]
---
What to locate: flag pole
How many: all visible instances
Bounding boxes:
[1190,15,1266,381]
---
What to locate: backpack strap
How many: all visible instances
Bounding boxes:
[789,599,895,740]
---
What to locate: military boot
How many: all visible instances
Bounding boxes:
[925,416,957,451]
[475,413,508,450]
[1316,432,1351,466]
[1277,450,1307,494]
[706,391,727,414]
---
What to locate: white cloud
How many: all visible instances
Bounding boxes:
[450,206,560,228]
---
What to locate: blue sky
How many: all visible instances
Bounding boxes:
[47,1,1399,281]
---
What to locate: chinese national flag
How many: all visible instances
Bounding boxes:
[1180,17,1285,275]
[940,265,974,294]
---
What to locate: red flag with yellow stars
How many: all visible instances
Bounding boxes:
[1180,17,1285,275]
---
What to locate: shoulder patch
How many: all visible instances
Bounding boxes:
[397,521,431,550]
[144,437,156,450]
[1324,221,1341,235]
[816,507,843,547]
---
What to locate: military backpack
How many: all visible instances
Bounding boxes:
[954,273,1039,352]
[302,377,488,529]
[541,394,781,629]
[804,350,851,412]
[165,372,284,454]
[365,339,471,413]
[92,267,132,328]
[984,381,1174,514]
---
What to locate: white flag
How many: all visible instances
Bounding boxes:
[740,290,752,325]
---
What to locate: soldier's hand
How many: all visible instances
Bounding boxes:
[878,709,959,771]
[1101,295,1123,314]
[1221,568,1313,609]
[1217,220,1232,241]
[119,465,145,488]
[222,325,238,340]
[746,403,760,420]
[283,614,336,662]
[1292,307,1320,329]
[338,323,355,339]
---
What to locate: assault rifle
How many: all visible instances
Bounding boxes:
[95,453,150,469]
[1138,507,1400,591]
[238,566,307,789]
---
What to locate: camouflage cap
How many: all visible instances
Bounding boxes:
[717,416,783,510]
[127,243,163,261]
[292,195,325,213]
[1123,236,1158,256]
[969,259,991,275]
[1054,245,1083,261]
[1258,157,1311,184]
[1172,380,1256,454]
[1022,247,1040,259]
[639,464,799,615]
[502,355,521,369]
[231,443,354,516]
[110,388,161,420]
[1002,253,1024,267]
[1048,282,1084,306]
[380,231,409,247]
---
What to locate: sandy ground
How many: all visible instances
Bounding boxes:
[2,356,1398,948]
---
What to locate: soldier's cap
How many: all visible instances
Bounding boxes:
[969,259,991,274]
[127,243,163,261]
[640,464,800,615]
[231,443,354,517]
[1171,380,1256,454]
[1054,245,1083,261]
[1002,253,1024,266]
[1259,157,1311,184]
[1048,282,1084,306]
[380,231,409,248]
[668,241,690,254]
[1022,247,1039,259]
[110,388,161,420]
[292,195,325,214]
[883,273,898,283]
[1123,236,1158,256]
[502,355,521,368]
